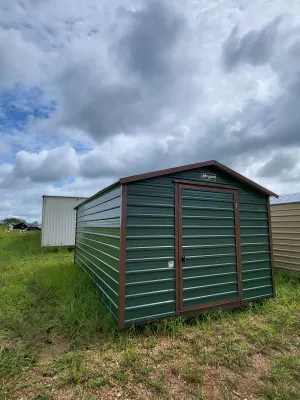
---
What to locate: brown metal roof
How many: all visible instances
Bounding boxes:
[75,160,278,209]
[119,160,278,197]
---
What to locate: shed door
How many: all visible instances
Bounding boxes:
[176,183,242,313]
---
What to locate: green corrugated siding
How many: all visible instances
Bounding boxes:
[125,167,273,324]
[181,188,239,307]
[125,182,175,324]
[75,186,121,320]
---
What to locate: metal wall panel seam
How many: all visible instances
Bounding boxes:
[126,267,173,274]
[77,194,121,215]
[126,278,174,286]
[125,311,175,324]
[76,239,119,261]
[118,184,127,329]
[76,235,119,250]
[184,291,237,302]
[76,252,118,295]
[76,230,120,239]
[126,289,176,298]
[76,256,118,308]
[243,284,273,292]
[76,244,118,274]
[126,300,175,311]
[243,293,273,301]
[76,251,119,285]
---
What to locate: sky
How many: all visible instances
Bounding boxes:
[1,0,300,222]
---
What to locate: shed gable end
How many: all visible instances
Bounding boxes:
[124,165,273,325]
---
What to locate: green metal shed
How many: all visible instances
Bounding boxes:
[74,160,278,328]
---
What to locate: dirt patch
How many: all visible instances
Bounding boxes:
[38,334,70,363]
[3,369,61,400]
[238,353,269,398]
[51,384,124,400]
[203,353,269,400]
[0,338,18,350]
[203,366,224,400]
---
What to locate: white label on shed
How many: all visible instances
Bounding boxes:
[168,260,174,268]
[201,172,216,181]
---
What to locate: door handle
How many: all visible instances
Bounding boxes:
[182,256,186,263]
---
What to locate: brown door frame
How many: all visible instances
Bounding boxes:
[175,181,243,314]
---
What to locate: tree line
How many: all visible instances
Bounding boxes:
[0,218,39,225]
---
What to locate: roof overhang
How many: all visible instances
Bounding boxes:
[119,160,278,198]
[74,160,278,210]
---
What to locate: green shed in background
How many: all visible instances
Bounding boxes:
[74,160,278,328]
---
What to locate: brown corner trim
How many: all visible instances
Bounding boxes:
[267,197,276,298]
[175,183,180,315]
[118,184,127,328]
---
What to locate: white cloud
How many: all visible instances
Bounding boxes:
[0,27,45,90]
[0,175,115,222]
[14,145,79,183]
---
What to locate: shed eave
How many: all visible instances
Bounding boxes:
[270,201,300,206]
[74,180,121,210]
[119,160,278,198]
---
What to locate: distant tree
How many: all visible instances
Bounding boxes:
[32,221,39,226]
[1,217,26,225]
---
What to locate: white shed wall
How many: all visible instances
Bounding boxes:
[42,196,87,246]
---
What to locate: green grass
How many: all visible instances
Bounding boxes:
[0,227,115,347]
[0,342,36,378]
[261,355,300,399]
[0,226,299,399]
[49,351,88,384]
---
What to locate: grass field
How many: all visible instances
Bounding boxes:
[0,227,299,400]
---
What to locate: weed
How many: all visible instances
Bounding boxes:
[34,395,53,400]
[182,365,204,385]
[260,355,300,399]
[214,337,251,371]
[186,388,205,399]
[48,351,88,384]
[114,346,153,385]
[0,343,36,377]
[146,374,168,396]
[91,376,110,388]
[219,377,239,400]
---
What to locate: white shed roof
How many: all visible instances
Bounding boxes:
[270,192,300,205]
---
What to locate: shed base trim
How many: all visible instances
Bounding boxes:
[123,296,274,328]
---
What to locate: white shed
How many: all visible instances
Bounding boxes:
[41,196,87,246]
